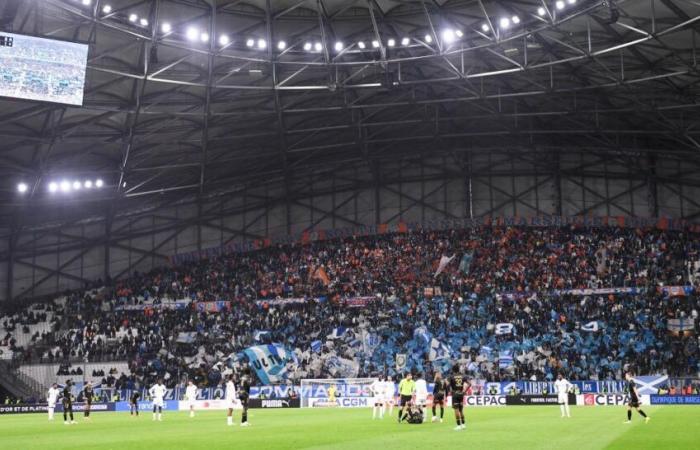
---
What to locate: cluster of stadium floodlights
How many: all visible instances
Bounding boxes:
[16,179,105,195]
[68,0,584,53]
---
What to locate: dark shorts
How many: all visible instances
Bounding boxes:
[628,397,640,408]
[452,394,464,407]
[400,395,412,406]
[239,394,249,407]
[433,394,445,404]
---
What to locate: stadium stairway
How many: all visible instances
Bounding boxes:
[0,359,43,400]
[18,361,132,390]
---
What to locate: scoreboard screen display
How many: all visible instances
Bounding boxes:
[0,32,88,106]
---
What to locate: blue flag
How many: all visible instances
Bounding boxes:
[459,251,474,274]
[413,326,432,345]
[498,351,514,369]
[480,346,493,358]
[243,344,295,384]
[429,338,451,361]
[310,340,322,353]
[327,327,347,339]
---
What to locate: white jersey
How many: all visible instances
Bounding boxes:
[414,379,428,403]
[383,381,395,400]
[370,380,383,398]
[554,379,572,401]
[47,387,60,406]
[225,381,237,407]
[149,383,167,406]
[185,385,198,401]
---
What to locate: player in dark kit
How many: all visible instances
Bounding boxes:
[61,380,76,424]
[447,365,469,431]
[239,368,252,426]
[82,382,94,419]
[624,372,650,424]
[130,391,141,416]
[431,372,446,423]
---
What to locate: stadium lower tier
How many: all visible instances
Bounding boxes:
[1,405,699,450]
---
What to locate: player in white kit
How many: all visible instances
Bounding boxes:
[149,379,167,421]
[225,375,237,426]
[414,372,429,422]
[383,376,395,416]
[370,376,385,419]
[554,373,573,418]
[185,381,198,418]
[47,383,60,421]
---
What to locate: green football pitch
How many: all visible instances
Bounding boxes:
[2,406,699,450]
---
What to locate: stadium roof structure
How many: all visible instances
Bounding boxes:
[1,0,700,301]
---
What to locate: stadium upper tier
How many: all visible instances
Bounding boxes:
[2,225,699,391]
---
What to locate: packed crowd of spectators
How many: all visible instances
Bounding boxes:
[2,225,700,390]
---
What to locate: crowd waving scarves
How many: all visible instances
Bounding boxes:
[2,225,699,391]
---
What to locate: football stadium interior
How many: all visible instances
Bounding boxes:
[0,0,699,449]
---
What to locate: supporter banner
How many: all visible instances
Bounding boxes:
[115,400,179,412]
[649,395,700,405]
[255,297,309,307]
[657,286,694,297]
[344,296,378,308]
[195,301,230,313]
[249,398,300,408]
[115,301,190,311]
[554,287,640,297]
[254,296,377,308]
[506,395,576,406]
[170,215,697,264]
[0,404,49,414]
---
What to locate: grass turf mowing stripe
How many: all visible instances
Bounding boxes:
[1,406,699,450]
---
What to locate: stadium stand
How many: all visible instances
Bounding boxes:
[2,226,699,395]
